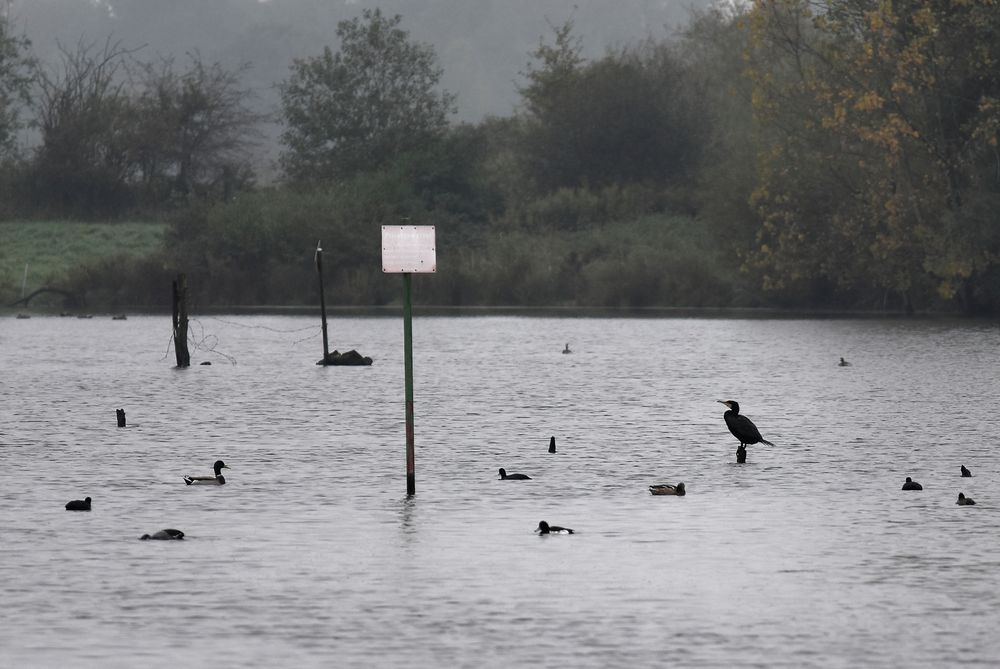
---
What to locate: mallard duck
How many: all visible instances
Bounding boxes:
[65,496,92,511]
[649,482,686,496]
[536,520,574,534]
[901,477,922,490]
[140,529,185,540]
[184,460,229,485]
[498,468,531,480]
[961,465,972,477]
[957,493,976,506]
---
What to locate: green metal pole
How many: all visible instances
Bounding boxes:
[403,272,415,495]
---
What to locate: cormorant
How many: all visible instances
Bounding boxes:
[961,465,972,477]
[498,468,531,480]
[839,357,851,366]
[718,400,774,460]
[957,493,976,506]
[901,477,923,490]
[536,521,573,534]
[562,343,572,354]
[184,460,229,485]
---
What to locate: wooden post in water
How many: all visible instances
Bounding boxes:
[315,241,330,362]
[116,408,126,427]
[172,274,190,367]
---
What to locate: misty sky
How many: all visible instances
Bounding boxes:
[14,0,713,122]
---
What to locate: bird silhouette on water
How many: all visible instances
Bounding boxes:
[957,493,976,506]
[961,465,972,477]
[499,468,531,480]
[548,437,556,454]
[140,529,185,540]
[65,497,91,511]
[839,357,851,366]
[536,521,574,534]
[901,477,923,490]
[718,400,773,462]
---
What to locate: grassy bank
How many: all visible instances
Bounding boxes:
[0,221,166,305]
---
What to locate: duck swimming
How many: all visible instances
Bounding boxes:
[184,460,229,485]
[536,521,574,534]
[961,465,972,477]
[901,477,923,490]
[839,357,851,366]
[957,493,976,506]
[649,482,686,496]
[65,497,91,511]
[562,343,571,354]
[498,468,531,480]
[140,529,185,540]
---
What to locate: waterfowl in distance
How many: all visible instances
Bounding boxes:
[499,468,531,480]
[536,521,574,534]
[649,482,686,496]
[839,357,851,366]
[65,497,91,511]
[961,465,972,477]
[957,493,976,506]
[140,529,185,540]
[901,477,923,490]
[562,343,571,354]
[184,460,229,485]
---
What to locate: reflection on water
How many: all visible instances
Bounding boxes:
[1,314,999,668]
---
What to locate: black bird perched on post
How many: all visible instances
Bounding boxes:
[718,400,774,459]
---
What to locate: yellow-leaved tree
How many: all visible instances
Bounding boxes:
[746,0,1000,312]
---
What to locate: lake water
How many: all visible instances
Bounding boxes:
[2,313,999,668]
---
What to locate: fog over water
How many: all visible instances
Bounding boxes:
[2,314,999,667]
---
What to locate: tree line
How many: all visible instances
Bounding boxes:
[3,3,1000,313]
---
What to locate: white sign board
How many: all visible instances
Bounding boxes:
[382,225,436,273]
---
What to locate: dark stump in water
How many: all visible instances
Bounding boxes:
[317,349,373,366]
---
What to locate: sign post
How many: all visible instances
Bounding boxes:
[381,225,436,496]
